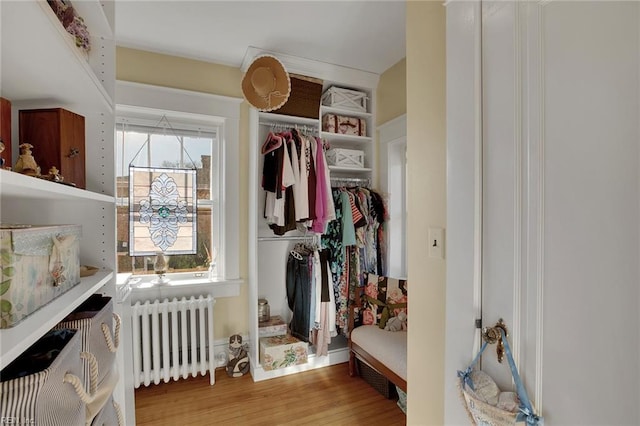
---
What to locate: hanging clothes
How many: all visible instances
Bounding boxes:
[262,132,295,229]
[321,186,388,335]
[286,244,312,343]
[261,129,335,236]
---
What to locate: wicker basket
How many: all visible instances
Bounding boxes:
[357,358,397,399]
[272,74,323,119]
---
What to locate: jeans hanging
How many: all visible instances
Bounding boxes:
[286,251,312,342]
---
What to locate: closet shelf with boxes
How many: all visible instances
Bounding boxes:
[1,1,131,424]
[244,47,383,382]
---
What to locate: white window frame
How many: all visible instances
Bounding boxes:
[115,81,242,281]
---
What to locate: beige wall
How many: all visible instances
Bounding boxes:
[116,47,249,339]
[406,2,446,425]
[377,58,407,126]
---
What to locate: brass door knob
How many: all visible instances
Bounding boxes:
[482,318,508,363]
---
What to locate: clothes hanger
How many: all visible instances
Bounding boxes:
[261,132,282,155]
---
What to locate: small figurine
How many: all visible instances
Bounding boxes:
[47,166,64,182]
[226,334,249,378]
[14,143,41,176]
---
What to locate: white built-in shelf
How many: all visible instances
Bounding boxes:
[321,132,372,144]
[0,270,114,369]
[0,169,114,203]
[72,0,114,38]
[320,105,372,120]
[1,0,113,112]
[328,166,372,173]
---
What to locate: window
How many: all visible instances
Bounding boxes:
[115,118,220,276]
[115,81,242,281]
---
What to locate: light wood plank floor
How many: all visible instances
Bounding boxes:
[135,363,405,425]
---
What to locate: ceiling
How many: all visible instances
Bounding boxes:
[115,1,406,75]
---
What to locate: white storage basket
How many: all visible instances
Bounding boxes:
[327,148,365,169]
[322,87,369,113]
[54,294,120,392]
[0,329,90,426]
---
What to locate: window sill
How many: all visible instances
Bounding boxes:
[119,272,244,304]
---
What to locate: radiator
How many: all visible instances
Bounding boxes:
[132,295,216,388]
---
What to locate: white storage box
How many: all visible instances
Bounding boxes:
[322,86,369,113]
[0,224,82,328]
[327,148,365,169]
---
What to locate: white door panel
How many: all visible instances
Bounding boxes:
[446,1,640,424]
[542,2,639,423]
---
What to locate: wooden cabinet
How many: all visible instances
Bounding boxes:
[0,97,11,168]
[19,108,86,189]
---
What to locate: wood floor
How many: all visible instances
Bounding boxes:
[134,362,405,425]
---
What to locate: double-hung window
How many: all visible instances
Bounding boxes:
[115,81,242,283]
[115,116,220,276]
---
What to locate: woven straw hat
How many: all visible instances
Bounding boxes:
[242,55,291,111]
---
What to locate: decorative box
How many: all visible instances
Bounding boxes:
[322,114,367,137]
[0,224,82,328]
[327,148,365,169]
[259,334,308,371]
[259,315,288,337]
[322,86,369,113]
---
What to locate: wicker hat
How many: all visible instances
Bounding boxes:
[242,55,291,111]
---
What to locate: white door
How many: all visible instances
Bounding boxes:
[445,2,640,424]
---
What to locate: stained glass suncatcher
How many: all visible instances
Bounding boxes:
[129,166,197,256]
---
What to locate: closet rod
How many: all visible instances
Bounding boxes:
[258,235,317,242]
[258,120,318,131]
[330,177,371,187]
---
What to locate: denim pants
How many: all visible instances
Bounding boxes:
[286,252,312,342]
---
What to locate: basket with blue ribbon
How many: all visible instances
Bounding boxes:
[457,329,543,425]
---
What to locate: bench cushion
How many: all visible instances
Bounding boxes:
[350,325,407,381]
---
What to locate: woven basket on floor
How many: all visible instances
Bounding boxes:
[357,358,397,399]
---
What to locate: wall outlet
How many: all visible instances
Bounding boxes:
[428,227,444,259]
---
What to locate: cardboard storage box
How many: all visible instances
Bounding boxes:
[322,114,367,137]
[259,315,288,337]
[0,224,82,328]
[259,334,308,371]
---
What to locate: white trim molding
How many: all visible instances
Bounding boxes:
[115,80,243,280]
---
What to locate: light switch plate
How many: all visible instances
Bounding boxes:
[428,227,444,259]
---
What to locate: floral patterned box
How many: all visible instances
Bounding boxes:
[259,334,308,371]
[0,224,81,328]
[258,315,288,337]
